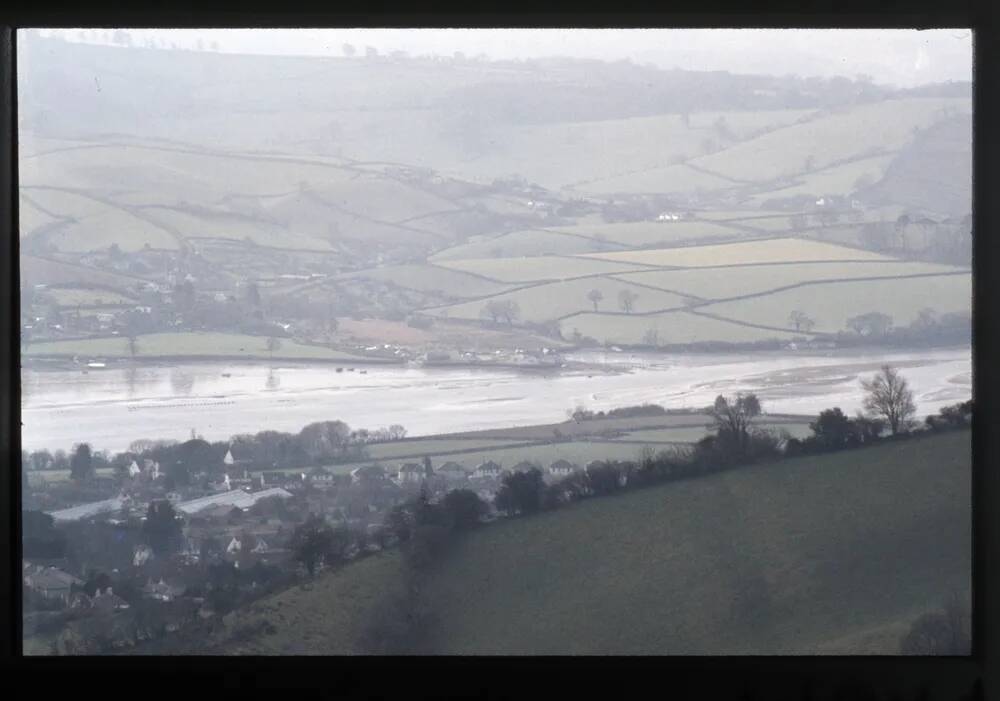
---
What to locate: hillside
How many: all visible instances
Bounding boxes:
[206,430,969,655]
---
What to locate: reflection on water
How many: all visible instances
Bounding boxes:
[20,347,971,453]
[266,369,280,391]
[169,369,195,395]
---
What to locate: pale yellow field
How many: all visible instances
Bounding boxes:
[581,237,891,267]
[435,256,652,283]
[560,310,806,346]
[424,277,692,323]
[700,274,971,333]
[613,260,967,301]
[546,220,746,247]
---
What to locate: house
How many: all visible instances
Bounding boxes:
[128,460,141,478]
[396,462,426,484]
[92,587,130,613]
[223,449,235,466]
[548,459,579,478]
[350,464,387,485]
[24,565,82,602]
[437,462,468,484]
[472,460,504,480]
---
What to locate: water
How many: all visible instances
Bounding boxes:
[21,346,971,454]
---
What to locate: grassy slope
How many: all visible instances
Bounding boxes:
[216,430,969,655]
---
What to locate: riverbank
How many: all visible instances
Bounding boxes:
[20,346,970,455]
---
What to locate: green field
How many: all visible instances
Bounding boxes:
[23,332,380,362]
[612,423,813,443]
[560,309,806,346]
[581,237,891,267]
[434,256,652,283]
[576,162,742,196]
[688,98,970,183]
[747,154,897,203]
[45,287,137,307]
[21,255,146,294]
[365,438,528,462]
[613,260,967,301]
[212,430,970,654]
[701,273,972,333]
[339,264,515,299]
[432,229,614,260]
[424,277,692,323]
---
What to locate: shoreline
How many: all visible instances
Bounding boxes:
[19,341,970,375]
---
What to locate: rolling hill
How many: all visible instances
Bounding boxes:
[204,429,970,655]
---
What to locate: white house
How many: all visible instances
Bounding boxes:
[548,459,579,478]
[128,460,141,478]
[396,462,426,484]
[472,460,504,480]
[223,449,235,466]
[437,462,469,483]
[510,460,541,474]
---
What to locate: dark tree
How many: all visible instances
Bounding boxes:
[22,510,67,559]
[494,468,546,516]
[808,408,859,451]
[442,489,488,531]
[143,500,183,556]
[70,443,95,482]
[290,514,335,577]
[587,462,625,496]
[709,393,762,457]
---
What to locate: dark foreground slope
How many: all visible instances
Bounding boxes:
[211,430,970,655]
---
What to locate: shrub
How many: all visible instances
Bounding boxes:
[494,468,546,516]
[900,596,970,655]
[442,489,488,531]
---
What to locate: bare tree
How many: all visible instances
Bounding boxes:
[618,289,639,314]
[586,289,604,311]
[642,328,659,347]
[787,310,815,333]
[127,335,139,358]
[710,393,762,455]
[861,365,916,435]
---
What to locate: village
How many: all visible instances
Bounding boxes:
[22,443,592,654]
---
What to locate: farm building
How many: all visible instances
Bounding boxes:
[174,488,293,516]
[47,496,129,523]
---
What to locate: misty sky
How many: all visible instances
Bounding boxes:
[38,28,972,88]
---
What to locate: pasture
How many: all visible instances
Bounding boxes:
[688,98,970,183]
[580,237,892,267]
[560,310,806,346]
[700,273,972,333]
[434,256,653,283]
[546,220,748,247]
[22,332,379,362]
[423,277,692,324]
[613,260,968,301]
[210,430,970,655]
